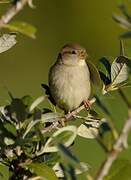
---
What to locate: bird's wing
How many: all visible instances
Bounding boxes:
[86,61,102,88]
[41,83,56,106]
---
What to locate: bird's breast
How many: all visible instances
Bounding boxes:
[49,64,91,111]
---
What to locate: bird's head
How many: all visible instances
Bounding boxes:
[57,43,88,66]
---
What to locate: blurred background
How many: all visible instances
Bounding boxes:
[0,0,131,178]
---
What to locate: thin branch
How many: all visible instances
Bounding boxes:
[0,0,29,25]
[95,110,131,180]
[41,98,96,134]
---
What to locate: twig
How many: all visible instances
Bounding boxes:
[0,0,29,25]
[41,97,96,133]
[95,110,131,180]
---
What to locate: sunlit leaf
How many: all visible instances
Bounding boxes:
[3,21,37,39]
[53,162,88,178]
[77,114,100,139]
[36,126,77,155]
[111,56,128,85]
[28,0,36,8]
[23,112,61,138]
[4,137,15,145]
[0,33,16,54]
[29,96,46,112]
[27,163,57,180]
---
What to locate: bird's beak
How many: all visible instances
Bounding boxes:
[78,51,88,60]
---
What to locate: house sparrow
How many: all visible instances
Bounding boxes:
[48,43,91,113]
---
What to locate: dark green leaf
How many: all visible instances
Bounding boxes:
[10,98,27,122]
[3,21,37,39]
[87,60,102,88]
[120,31,131,39]
[98,57,111,85]
[58,143,82,170]
[27,163,57,180]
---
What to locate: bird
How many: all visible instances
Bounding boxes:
[47,43,91,113]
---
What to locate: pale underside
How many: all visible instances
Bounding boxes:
[49,63,91,112]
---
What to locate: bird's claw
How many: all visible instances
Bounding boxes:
[83,100,91,109]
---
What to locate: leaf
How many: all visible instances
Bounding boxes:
[53,162,88,178]
[28,0,36,8]
[27,163,57,180]
[10,98,27,122]
[4,122,17,136]
[87,61,102,88]
[23,112,61,138]
[0,33,16,54]
[120,31,131,39]
[111,56,128,87]
[98,57,111,85]
[3,21,37,39]
[77,114,100,139]
[112,14,131,30]
[29,96,46,112]
[0,163,9,180]
[105,159,131,180]
[36,126,77,155]
[22,95,33,107]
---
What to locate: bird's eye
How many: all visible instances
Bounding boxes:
[71,50,77,54]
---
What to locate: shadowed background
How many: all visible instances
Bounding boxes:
[0,0,131,178]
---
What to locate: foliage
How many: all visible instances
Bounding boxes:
[0,1,131,180]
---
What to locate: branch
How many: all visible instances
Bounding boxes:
[41,98,96,134]
[0,0,29,25]
[95,110,131,180]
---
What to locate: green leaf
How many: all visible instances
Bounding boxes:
[23,112,61,138]
[0,163,9,180]
[112,14,131,30]
[105,56,130,92]
[105,159,131,180]
[77,114,100,139]
[3,21,37,39]
[21,95,33,107]
[98,57,111,85]
[10,98,27,122]
[111,56,128,85]
[4,122,17,136]
[36,126,77,155]
[87,60,102,88]
[0,33,16,54]
[29,96,46,112]
[120,31,131,39]
[27,163,57,180]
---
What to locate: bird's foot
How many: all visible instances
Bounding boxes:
[83,100,91,109]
